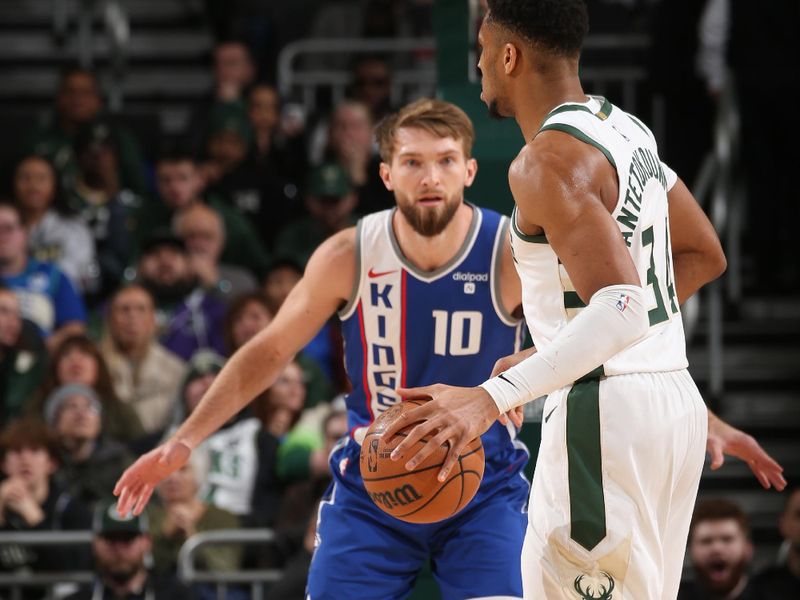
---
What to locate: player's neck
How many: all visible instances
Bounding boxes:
[393,203,474,272]
[513,75,587,141]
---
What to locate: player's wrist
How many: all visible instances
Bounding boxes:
[480,376,526,415]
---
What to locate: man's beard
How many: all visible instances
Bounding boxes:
[397,196,460,237]
[695,557,748,596]
[487,98,506,120]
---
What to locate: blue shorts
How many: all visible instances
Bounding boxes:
[306,441,529,600]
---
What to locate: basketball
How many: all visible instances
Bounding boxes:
[359,399,485,524]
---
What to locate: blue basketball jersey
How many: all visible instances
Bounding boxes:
[338,204,529,491]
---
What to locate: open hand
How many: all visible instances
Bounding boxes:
[384,384,499,482]
[706,410,786,491]
[114,441,192,516]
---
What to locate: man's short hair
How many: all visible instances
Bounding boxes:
[0,418,60,464]
[486,0,589,58]
[376,99,475,163]
[689,499,751,541]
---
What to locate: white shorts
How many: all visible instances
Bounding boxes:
[522,369,707,600]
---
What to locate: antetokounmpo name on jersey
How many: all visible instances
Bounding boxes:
[617,147,668,247]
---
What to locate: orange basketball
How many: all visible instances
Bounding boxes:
[359,399,484,524]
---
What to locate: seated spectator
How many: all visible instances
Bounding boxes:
[274,163,359,268]
[25,66,148,195]
[679,499,755,599]
[752,486,800,596]
[261,258,346,393]
[173,203,257,303]
[188,40,256,150]
[31,334,144,444]
[13,155,98,294]
[45,384,132,509]
[65,499,194,600]
[0,203,86,351]
[149,451,241,575]
[0,418,92,599]
[136,151,270,277]
[210,84,307,250]
[167,350,282,526]
[201,104,253,188]
[311,100,393,214]
[0,284,47,424]
[349,54,395,123]
[99,284,186,433]
[222,291,273,355]
[134,231,227,361]
[68,119,143,300]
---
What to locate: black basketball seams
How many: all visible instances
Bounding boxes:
[396,468,482,519]
[360,444,483,482]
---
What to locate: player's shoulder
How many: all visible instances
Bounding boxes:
[307,226,357,268]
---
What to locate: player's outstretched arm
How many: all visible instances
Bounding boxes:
[707,410,787,491]
[114,229,357,516]
[667,176,727,304]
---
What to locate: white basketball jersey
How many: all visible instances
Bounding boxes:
[510,95,687,376]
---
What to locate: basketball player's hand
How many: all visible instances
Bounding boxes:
[114,440,192,517]
[387,384,500,481]
[491,347,537,428]
[706,410,787,491]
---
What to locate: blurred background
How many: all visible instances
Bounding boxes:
[0,1,797,599]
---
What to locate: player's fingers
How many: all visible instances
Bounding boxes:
[115,484,139,517]
[510,407,524,428]
[396,386,435,400]
[383,403,435,441]
[490,359,510,378]
[437,438,466,482]
[498,413,509,426]
[390,416,443,462]
[406,428,452,472]
[132,485,154,516]
[708,439,724,470]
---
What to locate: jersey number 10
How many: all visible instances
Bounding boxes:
[432,310,483,356]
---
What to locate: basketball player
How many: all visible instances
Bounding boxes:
[384,2,787,600]
[117,99,533,599]
[115,97,781,599]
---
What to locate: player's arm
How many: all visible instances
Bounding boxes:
[388,136,650,477]
[114,229,357,515]
[667,177,727,304]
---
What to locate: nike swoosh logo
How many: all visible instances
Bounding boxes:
[368,268,398,278]
[544,406,557,423]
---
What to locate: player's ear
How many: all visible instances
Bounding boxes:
[379,162,394,191]
[504,43,519,75]
[464,157,478,188]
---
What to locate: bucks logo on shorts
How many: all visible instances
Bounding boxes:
[573,572,615,600]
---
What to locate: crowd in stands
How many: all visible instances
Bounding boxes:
[0,1,797,598]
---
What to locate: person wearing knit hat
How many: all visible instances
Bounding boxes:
[47,383,133,510]
[44,382,102,427]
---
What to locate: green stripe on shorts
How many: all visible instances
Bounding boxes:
[567,378,606,550]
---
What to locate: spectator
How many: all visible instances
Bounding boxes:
[45,384,132,509]
[188,40,256,150]
[165,350,282,526]
[135,231,227,361]
[13,155,98,294]
[209,84,307,249]
[679,499,755,599]
[69,119,142,300]
[0,203,86,351]
[0,284,47,424]
[317,100,394,214]
[222,291,272,355]
[349,55,395,123]
[201,103,253,187]
[65,499,195,600]
[137,152,270,276]
[31,334,145,444]
[25,66,148,195]
[0,418,92,599]
[261,257,303,316]
[274,163,359,267]
[149,451,241,577]
[99,284,186,432]
[752,486,800,596]
[173,203,257,303]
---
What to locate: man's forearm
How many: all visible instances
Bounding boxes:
[673,250,726,305]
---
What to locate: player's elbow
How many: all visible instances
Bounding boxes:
[709,246,728,281]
